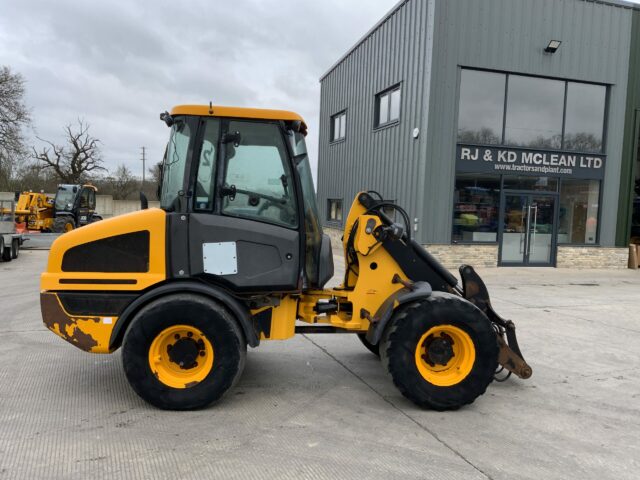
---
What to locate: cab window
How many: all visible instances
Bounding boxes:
[221,121,298,228]
[88,189,96,209]
[79,188,90,208]
[160,120,192,210]
[194,119,219,210]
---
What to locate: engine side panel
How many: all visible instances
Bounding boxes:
[41,208,166,291]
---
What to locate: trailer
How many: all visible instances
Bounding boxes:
[0,200,24,262]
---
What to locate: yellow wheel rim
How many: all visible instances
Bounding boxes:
[64,223,73,232]
[415,325,475,387]
[148,325,214,389]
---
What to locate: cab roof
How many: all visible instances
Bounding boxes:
[170,105,307,130]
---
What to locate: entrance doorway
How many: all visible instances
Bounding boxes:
[499,193,557,266]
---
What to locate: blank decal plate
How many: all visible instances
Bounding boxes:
[202,242,238,275]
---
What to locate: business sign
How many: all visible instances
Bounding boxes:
[456,145,605,180]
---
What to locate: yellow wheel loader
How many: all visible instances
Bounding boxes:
[13,185,101,233]
[41,105,531,410]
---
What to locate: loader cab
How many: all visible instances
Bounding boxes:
[54,184,96,214]
[159,106,333,294]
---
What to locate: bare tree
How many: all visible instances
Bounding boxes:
[0,66,31,190]
[106,164,138,200]
[32,119,105,184]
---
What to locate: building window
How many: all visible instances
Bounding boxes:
[505,75,565,149]
[502,176,558,192]
[563,82,606,153]
[457,69,607,153]
[331,111,346,142]
[452,174,500,243]
[327,198,343,222]
[558,180,600,244]
[457,70,505,145]
[375,85,401,127]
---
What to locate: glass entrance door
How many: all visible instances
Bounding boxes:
[500,194,556,266]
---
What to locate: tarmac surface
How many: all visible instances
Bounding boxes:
[1,249,639,479]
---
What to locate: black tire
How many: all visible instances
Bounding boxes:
[357,333,380,356]
[2,242,11,262]
[380,292,498,411]
[0,237,5,262]
[122,293,246,410]
[53,216,75,233]
[11,239,19,259]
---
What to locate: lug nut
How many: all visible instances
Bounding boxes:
[187,332,193,338]
[174,334,180,340]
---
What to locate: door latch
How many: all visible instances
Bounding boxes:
[220,184,237,201]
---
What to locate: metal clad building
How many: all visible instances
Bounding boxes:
[317,0,640,267]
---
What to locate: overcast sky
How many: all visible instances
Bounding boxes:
[2,0,640,183]
[0,0,398,181]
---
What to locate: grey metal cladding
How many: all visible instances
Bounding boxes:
[318,0,634,247]
[426,0,632,245]
[317,0,433,232]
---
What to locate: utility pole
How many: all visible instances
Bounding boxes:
[141,146,146,186]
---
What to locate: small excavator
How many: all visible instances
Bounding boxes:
[41,105,531,410]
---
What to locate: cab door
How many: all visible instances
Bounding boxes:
[187,118,301,293]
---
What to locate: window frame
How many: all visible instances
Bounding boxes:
[374,83,402,129]
[326,198,344,225]
[456,67,608,155]
[330,110,347,143]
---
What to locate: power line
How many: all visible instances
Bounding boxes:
[141,146,146,185]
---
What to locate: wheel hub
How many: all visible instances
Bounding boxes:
[425,336,455,366]
[148,325,215,389]
[415,325,475,387]
[167,336,205,369]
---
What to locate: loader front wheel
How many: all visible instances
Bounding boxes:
[53,217,75,233]
[122,294,246,410]
[380,293,498,410]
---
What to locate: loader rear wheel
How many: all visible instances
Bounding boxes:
[122,294,246,410]
[53,217,75,233]
[357,333,380,356]
[380,292,498,411]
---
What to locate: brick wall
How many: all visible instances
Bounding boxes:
[556,246,628,269]
[425,244,498,269]
[324,226,630,269]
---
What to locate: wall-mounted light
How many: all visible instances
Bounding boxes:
[544,40,562,54]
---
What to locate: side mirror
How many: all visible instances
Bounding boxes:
[160,111,174,127]
[140,192,149,210]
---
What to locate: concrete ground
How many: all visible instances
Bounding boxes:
[1,249,639,480]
